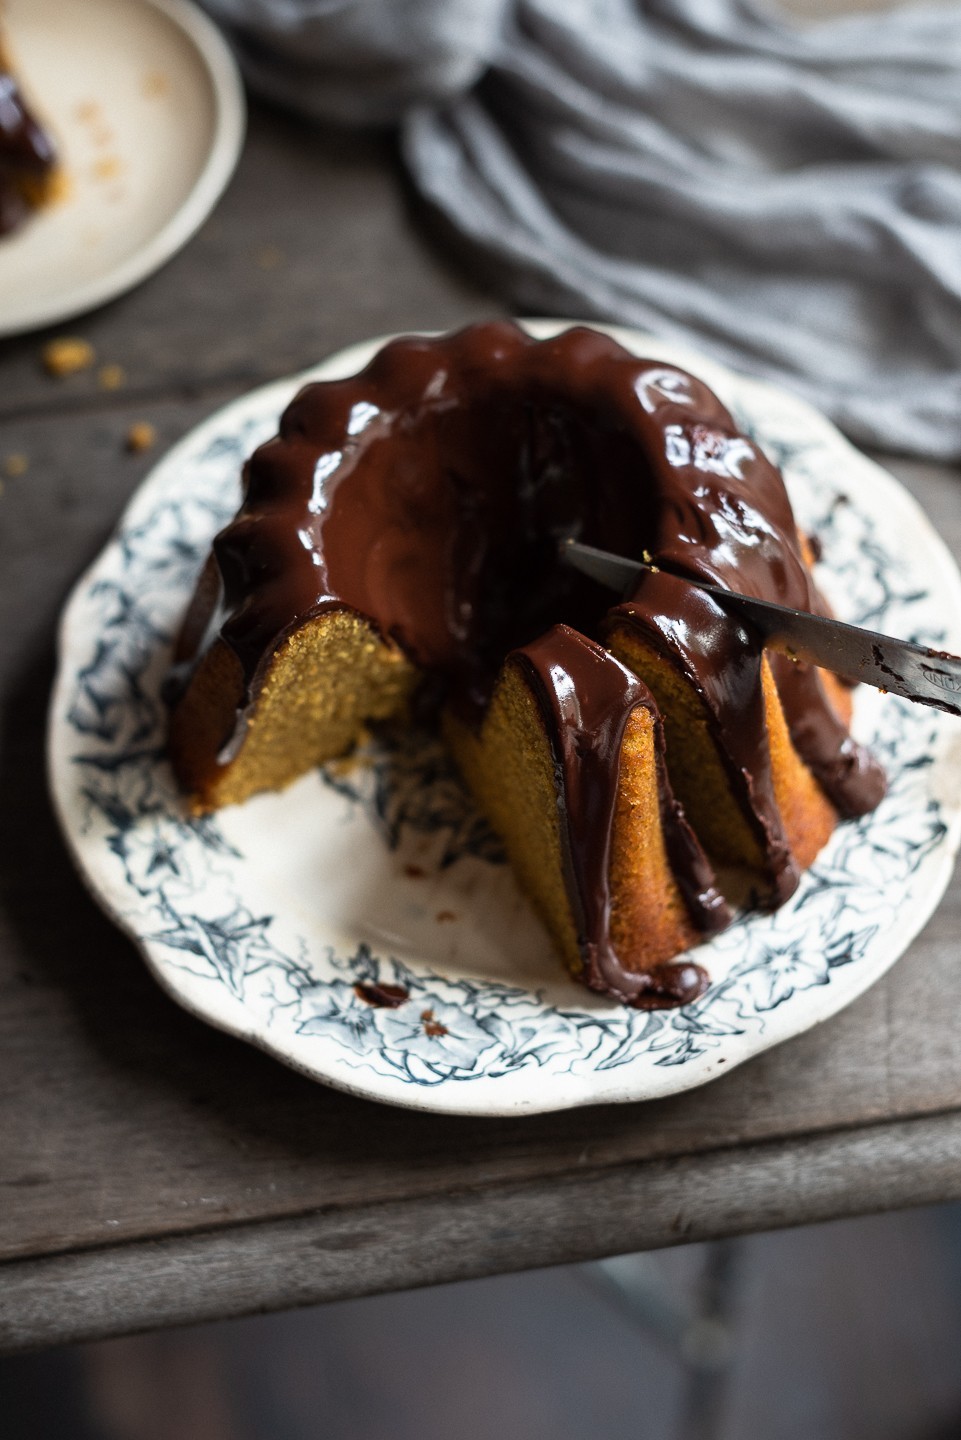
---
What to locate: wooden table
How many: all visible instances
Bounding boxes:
[3,105,961,1358]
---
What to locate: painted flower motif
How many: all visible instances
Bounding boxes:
[78,748,169,823]
[296,980,382,1055]
[121,497,211,593]
[478,1007,582,1073]
[820,920,879,974]
[740,943,831,1012]
[322,729,505,868]
[653,1031,708,1067]
[148,905,288,997]
[177,810,243,859]
[112,817,198,897]
[375,998,495,1071]
[67,580,168,747]
[590,1011,670,1070]
[199,415,274,468]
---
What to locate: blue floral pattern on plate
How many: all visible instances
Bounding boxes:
[48,324,961,1115]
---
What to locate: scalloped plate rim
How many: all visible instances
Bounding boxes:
[47,319,961,1116]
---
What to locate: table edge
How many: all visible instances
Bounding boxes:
[4,1105,960,1353]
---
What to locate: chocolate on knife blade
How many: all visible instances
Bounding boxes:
[560,539,961,717]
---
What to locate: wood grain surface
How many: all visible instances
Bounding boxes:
[2,105,960,1354]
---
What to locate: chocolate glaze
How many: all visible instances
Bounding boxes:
[611,571,799,905]
[174,321,886,1004]
[603,365,886,899]
[0,54,56,237]
[515,626,728,1007]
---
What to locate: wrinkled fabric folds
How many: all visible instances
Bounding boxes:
[204,0,961,457]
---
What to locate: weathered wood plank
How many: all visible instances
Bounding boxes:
[5,1108,961,1354]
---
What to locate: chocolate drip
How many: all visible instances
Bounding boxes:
[515,626,728,1007]
[611,571,800,905]
[768,652,886,815]
[606,360,886,882]
[175,320,886,1004]
[0,57,56,237]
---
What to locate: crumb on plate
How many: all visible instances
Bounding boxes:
[143,71,169,99]
[91,156,123,183]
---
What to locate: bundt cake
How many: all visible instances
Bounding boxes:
[0,38,57,236]
[168,321,886,1008]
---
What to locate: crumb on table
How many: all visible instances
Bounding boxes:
[126,422,157,454]
[98,364,125,391]
[43,337,96,377]
[3,454,28,478]
[255,245,284,271]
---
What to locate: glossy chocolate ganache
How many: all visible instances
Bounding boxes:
[0,47,56,236]
[174,321,886,1007]
[513,624,727,1007]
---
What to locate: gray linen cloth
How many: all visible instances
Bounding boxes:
[204,0,961,459]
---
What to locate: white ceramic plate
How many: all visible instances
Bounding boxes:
[48,321,961,1115]
[0,0,244,335]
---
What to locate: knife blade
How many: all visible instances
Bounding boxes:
[560,538,961,717]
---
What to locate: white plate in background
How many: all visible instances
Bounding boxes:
[0,0,244,335]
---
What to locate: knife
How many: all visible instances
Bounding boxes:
[560,538,961,717]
